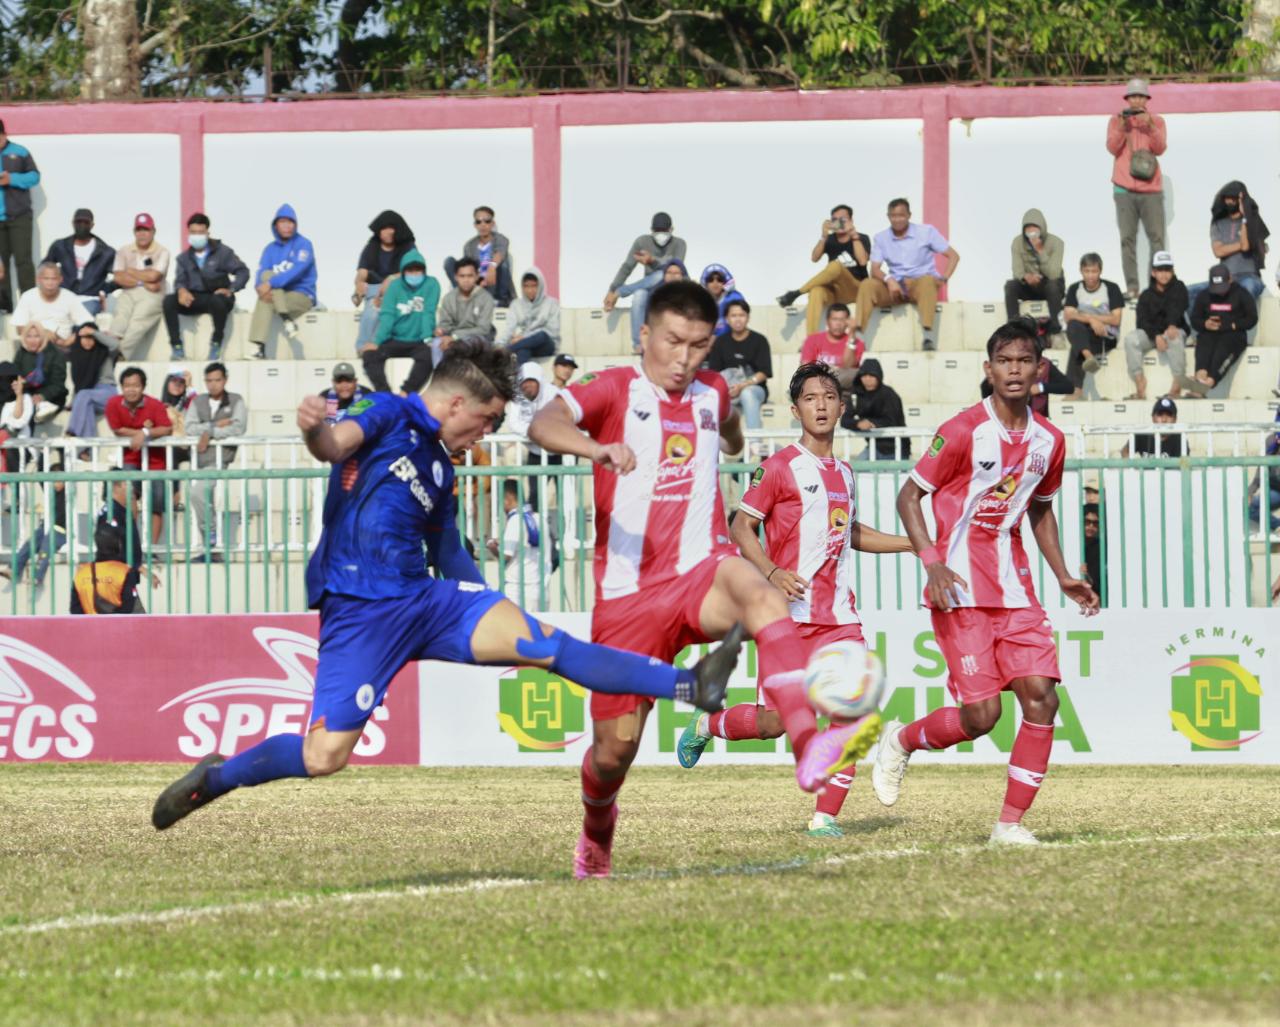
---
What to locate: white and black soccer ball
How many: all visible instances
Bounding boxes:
[804,640,886,721]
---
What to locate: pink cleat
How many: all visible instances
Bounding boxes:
[573,805,617,879]
[796,713,883,793]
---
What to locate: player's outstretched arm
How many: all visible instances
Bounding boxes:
[1028,500,1100,615]
[529,396,636,474]
[297,395,365,464]
[850,521,914,555]
[897,478,968,611]
[731,508,807,601]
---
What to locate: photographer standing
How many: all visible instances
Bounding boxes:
[1106,78,1167,299]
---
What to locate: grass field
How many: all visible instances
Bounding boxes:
[1,762,1278,1026]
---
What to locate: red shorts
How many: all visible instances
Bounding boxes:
[757,621,865,710]
[589,553,730,721]
[931,605,1061,705]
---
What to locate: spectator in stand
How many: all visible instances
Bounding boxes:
[1124,251,1190,400]
[800,303,863,394]
[1189,182,1271,313]
[979,326,1073,421]
[353,210,416,351]
[497,267,561,364]
[1122,396,1188,458]
[164,214,249,361]
[858,198,959,351]
[434,257,495,365]
[603,212,687,353]
[320,362,372,424]
[550,353,577,390]
[362,248,439,395]
[105,366,173,543]
[249,203,316,359]
[12,262,96,345]
[778,204,872,336]
[13,322,69,422]
[44,208,114,316]
[1106,78,1168,298]
[841,358,909,461]
[707,299,771,430]
[505,361,562,510]
[1004,209,1065,329]
[0,361,33,469]
[0,119,41,315]
[1080,503,1107,606]
[65,322,120,440]
[488,478,550,608]
[1063,253,1124,397]
[185,361,247,560]
[99,476,152,576]
[108,213,170,358]
[699,264,745,336]
[159,366,195,470]
[611,259,687,342]
[69,521,144,615]
[444,206,514,307]
[0,455,66,593]
[1186,264,1258,397]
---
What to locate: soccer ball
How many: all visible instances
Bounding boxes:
[804,640,885,721]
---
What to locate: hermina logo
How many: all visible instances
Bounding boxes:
[1169,654,1262,751]
[497,668,586,752]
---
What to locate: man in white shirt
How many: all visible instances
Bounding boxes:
[487,478,550,608]
[107,213,170,358]
[12,261,95,343]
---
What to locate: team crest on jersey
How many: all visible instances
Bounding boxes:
[927,434,946,457]
[751,466,766,487]
[1028,452,1048,476]
[699,408,716,432]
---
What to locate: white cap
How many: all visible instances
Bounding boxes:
[1152,251,1174,269]
[1125,77,1151,98]
[166,363,186,378]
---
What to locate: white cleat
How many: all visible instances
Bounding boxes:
[989,821,1040,846]
[871,719,910,807]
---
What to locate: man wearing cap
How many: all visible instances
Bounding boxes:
[44,209,115,316]
[1187,263,1258,396]
[0,119,41,314]
[107,214,170,359]
[1124,250,1189,400]
[550,353,577,390]
[1123,397,1188,459]
[319,362,371,424]
[602,212,687,352]
[1106,78,1168,298]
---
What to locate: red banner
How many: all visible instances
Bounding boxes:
[0,616,420,763]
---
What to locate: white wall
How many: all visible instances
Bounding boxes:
[203,128,535,310]
[560,119,925,308]
[949,111,1280,300]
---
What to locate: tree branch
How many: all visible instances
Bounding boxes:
[586,0,720,27]
[672,21,758,85]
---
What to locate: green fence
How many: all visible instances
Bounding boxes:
[2,456,1277,616]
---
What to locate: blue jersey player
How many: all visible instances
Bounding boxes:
[153,342,742,829]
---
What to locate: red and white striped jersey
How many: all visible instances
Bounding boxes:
[909,398,1065,609]
[739,443,860,625]
[562,366,734,601]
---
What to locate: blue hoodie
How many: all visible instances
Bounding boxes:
[700,262,745,335]
[256,203,317,301]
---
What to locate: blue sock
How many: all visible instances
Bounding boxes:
[205,733,310,798]
[517,629,697,703]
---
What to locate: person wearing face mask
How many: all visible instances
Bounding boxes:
[362,249,440,395]
[602,212,687,353]
[43,208,115,315]
[1003,209,1065,331]
[163,213,250,361]
[1187,182,1271,315]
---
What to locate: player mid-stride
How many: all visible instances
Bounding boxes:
[872,320,1099,845]
[677,362,912,837]
[152,342,744,830]
[530,281,874,879]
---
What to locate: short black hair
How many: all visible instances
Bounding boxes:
[986,319,1041,360]
[645,280,718,328]
[888,198,911,212]
[831,204,853,218]
[94,521,125,562]
[789,361,842,403]
[521,272,539,285]
[430,339,516,404]
[474,205,495,218]
[453,256,479,273]
[204,361,227,378]
[827,302,851,318]
[1080,252,1103,269]
[1083,502,1101,519]
[503,479,520,500]
[725,298,750,316]
[120,366,146,387]
[187,212,210,228]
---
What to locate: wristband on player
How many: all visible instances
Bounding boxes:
[918,545,943,566]
[766,567,779,582]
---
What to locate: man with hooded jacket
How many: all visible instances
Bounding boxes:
[840,358,910,461]
[248,203,317,359]
[496,267,560,364]
[361,248,439,395]
[354,210,416,351]
[1003,208,1065,329]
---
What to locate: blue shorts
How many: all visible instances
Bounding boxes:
[311,581,505,732]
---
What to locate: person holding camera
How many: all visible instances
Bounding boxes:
[1106,78,1167,299]
[107,213,170,359]
[777,203,871,336]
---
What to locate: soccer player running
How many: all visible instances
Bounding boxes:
[530,281,873,879]
[152,341,743,830]
[872,320,1100,845]
[675,362,912,836]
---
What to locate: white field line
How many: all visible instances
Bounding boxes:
[4,826,1278,938]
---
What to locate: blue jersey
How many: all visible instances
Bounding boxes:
[305,392,481,607]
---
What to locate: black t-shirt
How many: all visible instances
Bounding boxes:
[707,330,773,401]
[823,233,871,281]
[1133,430,1187,458]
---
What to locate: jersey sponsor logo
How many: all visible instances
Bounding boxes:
[928,433,946,457]
[661,419,694,433]
[699,408,717,432]
[826,507,850,555]
[974,470,1022,524]
[0,635,97,761]
[655,432,697,496]
[1028,451,1048,476]
[388,455,435,514]
[663,434,693,465]
[827,491,849,502]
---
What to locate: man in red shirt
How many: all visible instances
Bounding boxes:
[799,303,863,395]
[875,320,1098,846]
[105,366,173,543]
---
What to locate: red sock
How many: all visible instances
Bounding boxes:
[756,618,817,759]
[900,706,971,754]
[1000,720,1054,824]
[707,704,760,740]
[580,748,621,845]
[815,766,856,817]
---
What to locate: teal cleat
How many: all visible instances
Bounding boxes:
[807,812,844,838]
[677,714,711,769]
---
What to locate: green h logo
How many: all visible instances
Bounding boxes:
[497,669,586,752]
[1170,655,1262,751]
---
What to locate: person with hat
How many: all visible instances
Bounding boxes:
[1124,250,1190,400]
[106,213,171,358]
[0,118,41,314]
[1106,78,1168,298]
[550,353,577,390]
[319,362,371,424]
[1187,263,1258,396]
[1122,397,1188,458]
[43,208,115,316]
[602,212,687,353]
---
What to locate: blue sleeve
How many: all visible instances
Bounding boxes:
[267,239,315,291]
[343,393,400,444]
[426,492,485,585]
